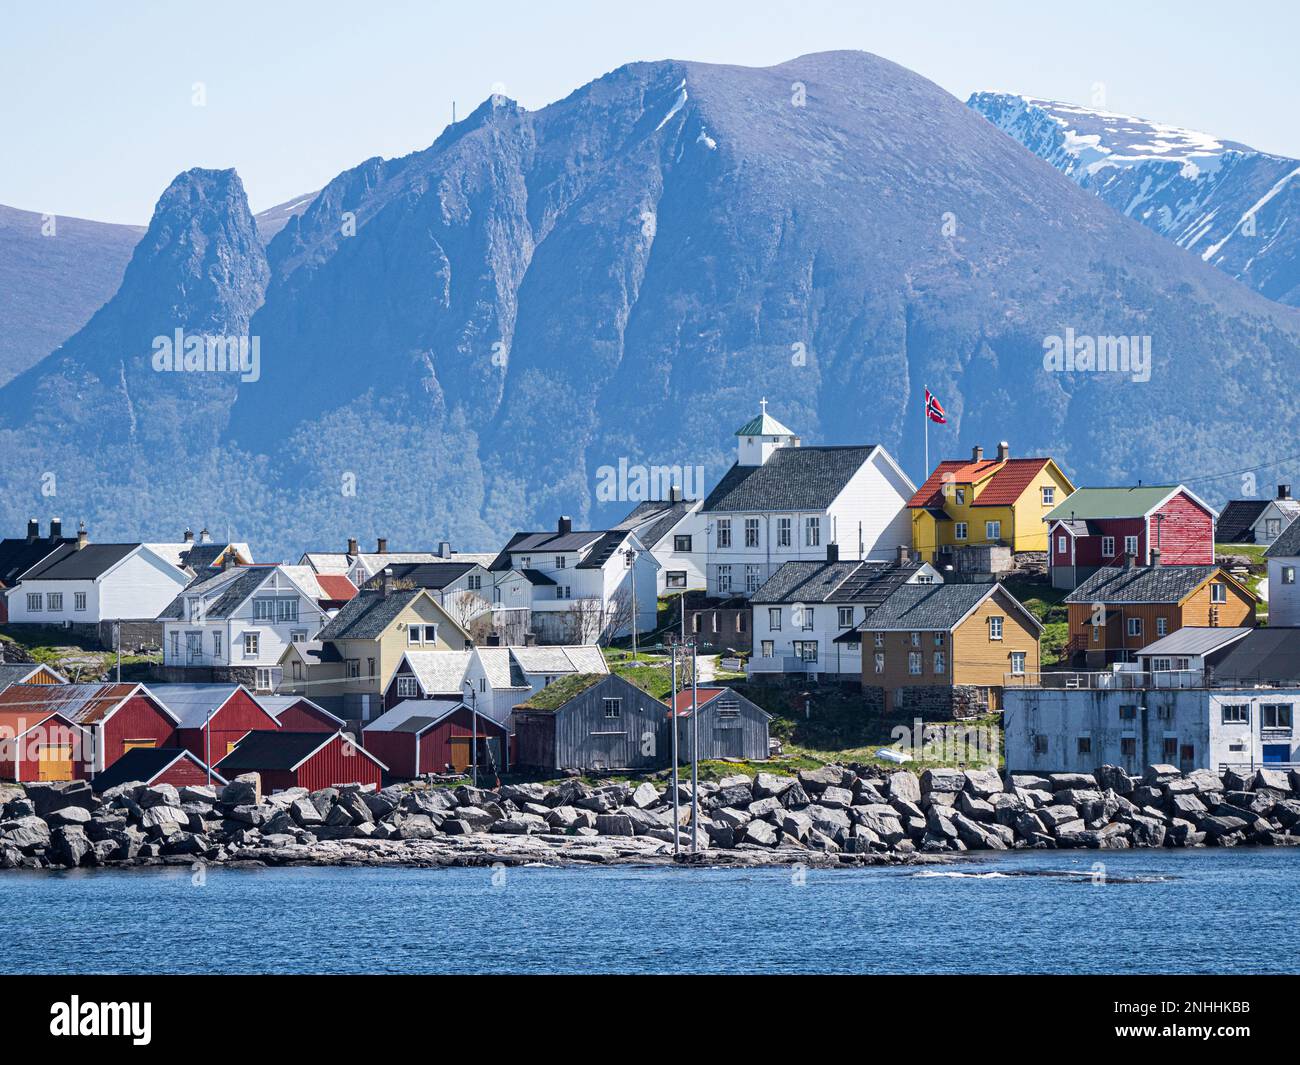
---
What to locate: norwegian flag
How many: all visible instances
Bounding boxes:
[925,389,947,424]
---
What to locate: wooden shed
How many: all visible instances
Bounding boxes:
[91,747,226,792]
[255,694,344,733]
[0,710,92,783]
[148,684,282,765]
[671,687,772,762]
[514,673,671,772]
[363,698,509,779]
[0,683,179,773]
[0,662,67,693]
[215,730,386,793]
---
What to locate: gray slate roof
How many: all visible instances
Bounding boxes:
[613,499,692,550]
[1135,626,1252,658]
[157,565,273,621]
[315,587,423,641]
[1065,565,1221,604]
[18,542,139,581]
[0,663,54,691]
[753,559,924,606]
[1265,517,1300,558]
[860,583,1039,633]
[701,446,876,513]
[1208,627,1300,684]
[1216,501,1269,544]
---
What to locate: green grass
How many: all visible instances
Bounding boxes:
[1000,576,1069,665]
[0,626,159,682]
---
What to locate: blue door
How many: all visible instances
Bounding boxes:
[1262,744,1291,764]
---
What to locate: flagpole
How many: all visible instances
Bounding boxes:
[923,386,929,483]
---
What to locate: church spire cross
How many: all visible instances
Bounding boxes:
[760,397,768,415]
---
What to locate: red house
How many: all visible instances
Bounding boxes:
[363,698,509,779]
[215,730,386,793]
[255,694,345,732]
[0,683,178,773]
[0,709,92,783]
[1045,484,1216,590]
[91,748,227,792]
[149,684,283,765]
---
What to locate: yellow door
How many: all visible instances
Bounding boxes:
[37,745,74,781]
[449,737,471,772]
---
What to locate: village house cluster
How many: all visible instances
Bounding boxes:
[1,401,1296,792]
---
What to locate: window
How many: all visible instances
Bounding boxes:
[467,574,482,590]
[933,632,944,647]
[744,518,760,548]
[255,668,272,692]
[170,632,180,658]
[989,616,1004,640]
[716,565,732,594]
[185,631,202,660]
[666,571,687,589]
[1101,536,1115,558]
[1091,624,1101,644]
[736,614,746,633]
[954,522,967,541]
[1210,582,1226,603]
[1222,704,1250,725]
[478,677,486,693]
[954,487,966,505]
[985,520,1001,542]
[603,698,622,719]
[916,574,934,584]
[555,555,566,569]
[1120,737,1137,756]
[1150,657,1172,672]
[213,632,222,658]
[519,556,531,568]
[1180,744,1195,764]
[1010,651,1026,675]
[933,650,946,674]
[1032,735,1048,755]
[396,676,419,698]
[768,607,782,631]
[794,641,818,662]
[556,586,571,600]
[908,651,922,675]
[367,658,375,678]
[802,607,814,631]
[242,632,259,657]
[745,565,762,593]
[346,660,361,679]
[291,630,307,643]
[1157,705,1172,719]
[1119,705,1137,720]
[1126,617,1142,638]
[47,592,63,611]
[1284,566,1297,585]
[1057,535,1067,553]
[874,653,885,674]
[1042,486,1056,506]
[1266,518,1282,538]
[908,632,919,647]
[74,592,86,612]
[26,593,41,612]
[716,519,731,548]
[187,598,202,622]
[776,518,791,547]
[1124,535,1139,557]
[761,640,774,658]
[1162,736,1178,757]
[409,625,421,644]
[838,606,853,627]
[1077,736,1092,755]
[804,517,820,547]
[673,534,692,552]
[1156,617,1168,637]
[1262,704,1293,729]
[873,632,884,648]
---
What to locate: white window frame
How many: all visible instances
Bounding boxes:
[1124,535,1139,557]
[242,632,260,658]
[768,607,782,631]
[985,520,1001,542]
[1101,536,1115,558]
[74,591,87,612]
[1126,617,1142,637]
[1010,651,1026,675]
[804,517,820,547]
[744,518,760,548]
[989,616,1004,640]
[954,522,967,541]
[716,519,731,549]
[776,518,791,548]
[1041,486,1055,506]
[837,606,853,627]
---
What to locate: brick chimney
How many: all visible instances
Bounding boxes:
[826,543,839,563]
[996,441,1010,462]
[26,518,38,542]
[347,536,358,556]
[377,537,388,554]
[971,445,983,462]
[76,522,88,551]
[1279,484,1292,501]
[183,527,195,544]
[557,515,572,536]
[48,518,62,542]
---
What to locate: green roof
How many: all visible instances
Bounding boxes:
[735,411,796,437]
[514,672,607,712]
[1045,485,1178,522]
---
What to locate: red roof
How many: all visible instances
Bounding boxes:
[907,457,1052,509]
[670,687,726,716]
[0,682,144,724]
[316,575,357,602]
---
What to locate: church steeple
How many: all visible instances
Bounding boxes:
[735,398,800,466]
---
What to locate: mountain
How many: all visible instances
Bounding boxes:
[0,205,144,386]
[968,92,1300,306]
[3,51,1300,559]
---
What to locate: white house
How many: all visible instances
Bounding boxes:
[700,401,915,599]
[488,518,659,643]
[157,563,349,691]
[6,536,191,626]
[354,559,535,645]
[1265,522,1300,626]
[462,644,610,727]
[1216,486,1300,547]
[748,550,942,678]
[613,488,706,594]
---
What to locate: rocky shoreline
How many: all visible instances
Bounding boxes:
[2,761,1299,872]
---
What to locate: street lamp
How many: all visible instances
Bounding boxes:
[462,679,478,787]
[623,546,638,661]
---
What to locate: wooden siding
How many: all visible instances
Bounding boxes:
[97,695,177,771]
[364,709,508,778]
[176,690,280,763]
[257,734,384,793]
[152,753,217,789]
[674,691,769,761]
[1150,491,1214,565]
[514,675,670,771]
[0,715,89,783]
[270,699,338,732]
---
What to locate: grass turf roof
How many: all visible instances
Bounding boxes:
[514,672,607,712]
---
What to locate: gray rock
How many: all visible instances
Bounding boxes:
[0,815,51,850]
[179,785,219,805]
[753,773,797,799]
[595,813,635,836]
[818,786,854,810]
[220,778,259,807]
[1093,764,1135,794]
[741,820,778,846]
[962,768,1004,797]
[957,792,996,823]
[630,782,661,809]
[1253,768,1292,795]
[492,813,547,834]
[798,766,845,793]
[886,770,922,804]
[139,805,188,833]
[1168,793,1207,818]
[49,825,91,867]
[920,768,965,794]
[1008,773,1051,791]
[289,797,323,827]
[138,783,181,809]
[1142,764,1181,785]
[747,796,785,820]
[780,810,813,842]
[46,806,92,827]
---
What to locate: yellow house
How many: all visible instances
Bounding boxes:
[908,443,1074,563]
[280,580,470,722]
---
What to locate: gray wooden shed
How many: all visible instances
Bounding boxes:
[514,673,671,772]
[671,686,772,762]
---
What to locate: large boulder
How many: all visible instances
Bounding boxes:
[920,768,965,795]
[1252,768,1293,796]
[629,783,661,809]
[138,783,181,809]
[46,806,92,828]
[818,786,854,811]
[753,773,797,800]
[886,771,922,804]
[220,777,260,807]
[24,780,95,817]
[1093,765,1134,795]
[1142,764,1182,786]
[1046,772,1096,792]
[594,813,635,837]
[798,766,846,793]
[0,815,51,851]
[49,825,91,867]
[962,768,1004,798]
[741,820,778,847]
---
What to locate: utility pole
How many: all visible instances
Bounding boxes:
[670,643,680,856]
[624,546,638,662]
[464,680,478,787]
[691,637,700,854]
[114,620,121,683]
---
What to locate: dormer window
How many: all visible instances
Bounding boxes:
[955,488,966,505]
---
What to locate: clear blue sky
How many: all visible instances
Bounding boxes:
[4,0,1297,223]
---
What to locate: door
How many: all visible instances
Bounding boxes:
[1263,744,1291,765]
[449,737,472,772]
[37,745,74,781]
[586,732,628,770]
[715,725,745,759]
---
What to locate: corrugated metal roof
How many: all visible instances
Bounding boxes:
[145,683,273,729]
[363,697,466,734]
[1045,485,1180,521]
[1135,627,1252,657]
[0,682,149,724]
[91,748,225,792]
[254,694,344,726]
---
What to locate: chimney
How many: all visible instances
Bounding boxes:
[26,518,38,542]
[199,527,212,544]
[669,485,683,503]
[1123,551,1135,570]
[826,543,839,563]
[972,445,983,462]
[438,541,452,559]
[76,522,88,551]
[486,632,502,647]
[377,537,388,554]
[557,515,572,536]
[183,527,194,544]
[996,441,1010,462]
[347,536,358,556]
[48,518,62,542]
[222,550,240,570]
[1151,547,1162,568]
[1279,485,1292,501]
[897,544,911,566]
[381,566,395,597]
